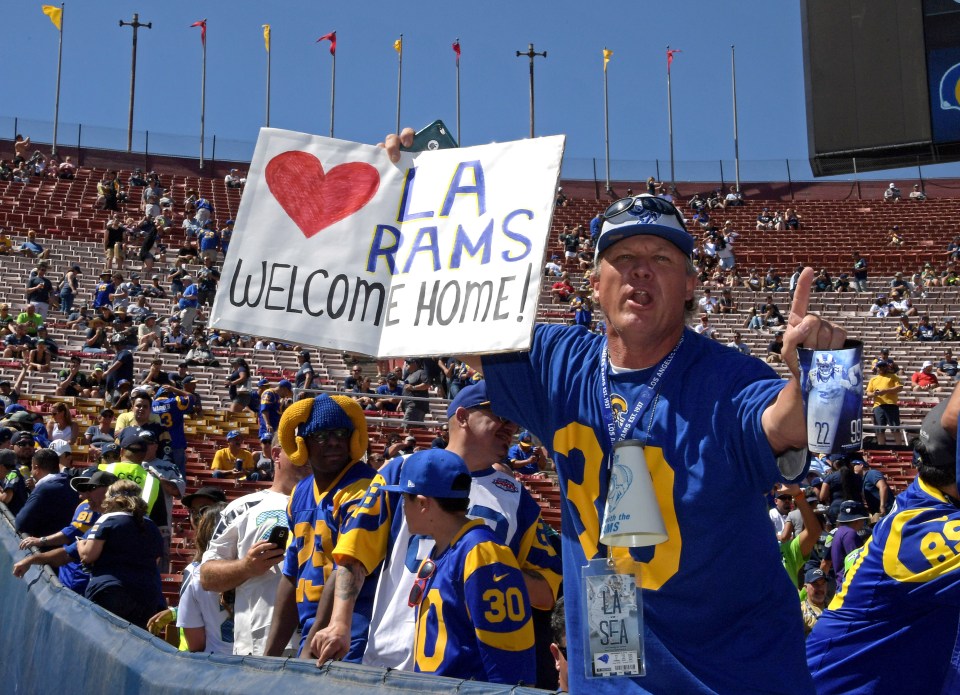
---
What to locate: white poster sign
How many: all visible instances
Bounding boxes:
[209,128,565,358]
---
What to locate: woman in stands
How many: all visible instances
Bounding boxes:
[46,402,78,445]
[26,338,53,373]
[175,503,234,654]
[77,479,165,630]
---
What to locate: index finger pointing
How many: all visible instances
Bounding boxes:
[788,267,814,327]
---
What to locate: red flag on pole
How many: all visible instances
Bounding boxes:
[452,40,461,65]
[317,31,336,56]
[190,19,207,47]
[666,48,681,72]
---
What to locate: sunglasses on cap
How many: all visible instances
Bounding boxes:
[603,195,684,224]
[408,558,437,608]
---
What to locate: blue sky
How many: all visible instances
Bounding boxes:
[0,1,945,181]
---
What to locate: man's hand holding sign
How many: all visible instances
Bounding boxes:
[210,128,564,358]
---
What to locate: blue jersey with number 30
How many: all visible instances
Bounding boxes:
[413,519,536,685]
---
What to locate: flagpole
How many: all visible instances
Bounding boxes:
[667,45,675,190]
[265,27,271,127]
[52,3,63,156]
[200,29,206,167]
[455,38,461,144]
[396,34,403,135]
[603,49,611,195]
[330,48,336,137]
[731,45,740,194]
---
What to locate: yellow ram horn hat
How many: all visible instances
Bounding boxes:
[277,394,368,467]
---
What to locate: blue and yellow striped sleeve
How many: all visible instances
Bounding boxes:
[512,493,563,605]
[334,472,397,575]
[463,538,536,685]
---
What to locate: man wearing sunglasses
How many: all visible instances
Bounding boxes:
[380,448,535,685]
[389,130,843,695]
[264,394,376,661]
[314,380,560,676]
[808,392,960,694]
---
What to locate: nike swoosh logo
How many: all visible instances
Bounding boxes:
[493,573,509,582]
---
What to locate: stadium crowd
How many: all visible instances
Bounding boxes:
[1,129,958,693]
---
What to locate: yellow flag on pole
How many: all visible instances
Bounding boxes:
[41,4,62,31]
[603,48,613,72]
[394,37,402,54]
[263,24,270,53]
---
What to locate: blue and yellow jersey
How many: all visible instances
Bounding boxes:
[807,477,960,694]
[413,519,535,684]
[281,459,377,658]
[152,395,193,449]
[258,388,282,435]
[198,228,220,251]
[484,324,814,694]
[58,501,99,593]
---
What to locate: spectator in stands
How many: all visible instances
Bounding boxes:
[224,168,246,188]
[258,380,292,459]
[727,331,751,355]
[744,306,764,331]
[0,447,28,514]
[15,303,42,337]
[939,317,958,341]
[550,272,574,303]
[889,226,905,246]
[761,294,786,327]
[764,268,783,292]
[743,269,763,292]
[401,357,431,423]
[135,313,161,351]
[722,185,744,207]
[911,361,940,391]
[0,230,12,256]
[77,479,165,630]
[183,336,218,367]
[766,331,785,364]
[697,288,718,314]
[866,361,902,446]
[3,323,33,359]
[15,447,79,537]
[210,430,256,480]
[162,318,191,354]
[938,348,959,380]
[831,273,851,293]
[225,358,251,402]
[907,183,926,201]
[45,403,77,446]
[917,315,938,342]
[264,395,376,659]
[26,264,54,319]
[56,156,76,179]
[151,384,194,476]
[714,287,736,314]
[800,568,828,637]
[831,500,868,589]
[756,208,775,231]
[25,338,53,373]
[81,317,108,353]
[850,252,868,293]
[18,230,49,259]
[867,293,892,318]
[199,432,308,655]
[896,315,916,341]
[170,502,234,654]
[507,431,546,475]
[807,397,960,692]
[378,450,536,684]
[58,263,82,317]
[852,458,889,519]
[883,182,901,202]
[84,409,116,458]
[177,277,200,331]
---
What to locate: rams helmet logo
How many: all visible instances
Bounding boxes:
[610,394,628,429]
[939,62,960,112]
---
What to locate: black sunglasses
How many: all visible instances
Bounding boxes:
[309,428,352,443]
[408,558,437,608]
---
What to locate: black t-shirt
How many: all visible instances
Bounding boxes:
[113,350,134,382]
[27,276,52,303]
[84,512,164,607]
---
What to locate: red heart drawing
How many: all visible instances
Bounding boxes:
[264,150,380,238]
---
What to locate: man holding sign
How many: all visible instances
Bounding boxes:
[387,129,842,695]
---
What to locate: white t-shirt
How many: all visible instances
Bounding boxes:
[769,507,789,538]
[177,562,234,655]
[201,489,289,656]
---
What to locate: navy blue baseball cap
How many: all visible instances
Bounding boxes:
[278,379,293,390]
[804,568,827,585]
[445,381,492,419]
[597,194,694,258]
[837,500,869,523]
[380,449,472,499]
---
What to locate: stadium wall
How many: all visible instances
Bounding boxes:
[0,508,543,695]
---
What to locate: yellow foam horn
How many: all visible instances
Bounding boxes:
[277,398,315,466]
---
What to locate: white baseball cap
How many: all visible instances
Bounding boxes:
[597,194,694,258]
[49,439,72,456]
